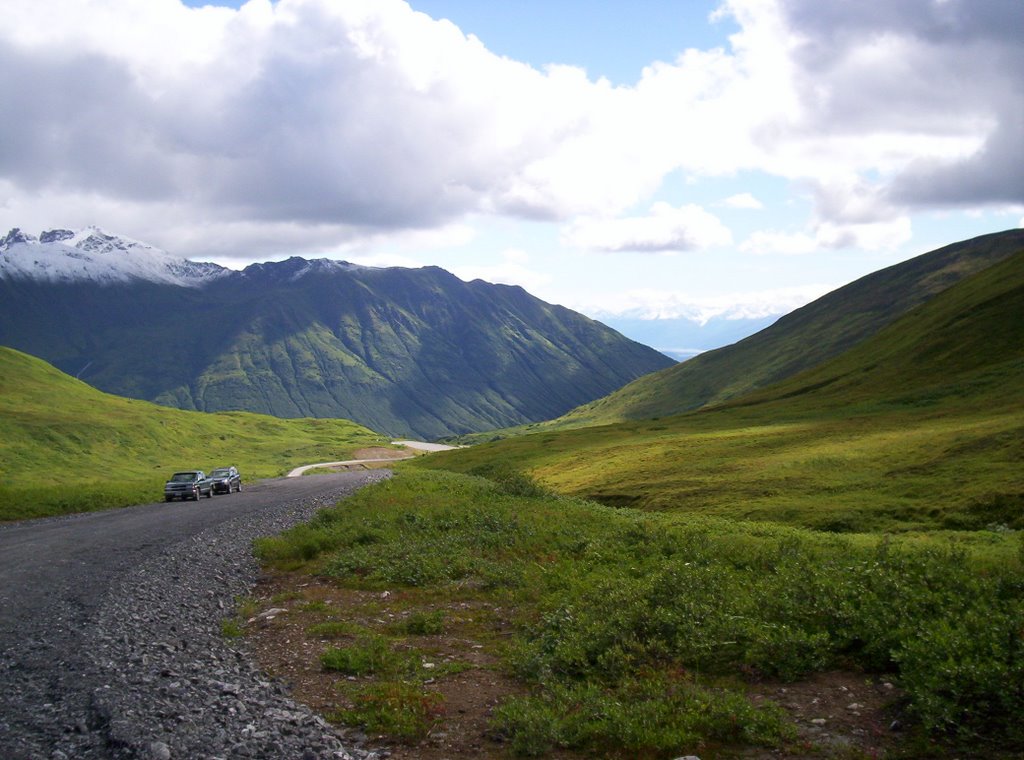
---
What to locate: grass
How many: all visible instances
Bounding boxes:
[328,682,445,742]
[320,634,422,677]
[313,610,458,742]
[416,390,1024,533]
[0,346,391,521]
[256,469,1024,755]
[416,251,1024,534]
[492,676,793,757]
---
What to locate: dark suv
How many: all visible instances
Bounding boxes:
[164,471,213,501]
[209,466,242,494]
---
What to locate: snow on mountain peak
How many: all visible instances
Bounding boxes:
[0,226,228,286]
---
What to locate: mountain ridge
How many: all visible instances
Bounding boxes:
[0,228,674,439]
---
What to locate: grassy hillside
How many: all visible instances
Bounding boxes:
[547,228,1024,430]
[415,249,1024,533]
[245,242,1024,756]
[0,346,389,521]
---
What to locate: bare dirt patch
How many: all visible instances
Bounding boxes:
[242,571,587,759]
[741,672,907,758]
[242,570,910,759]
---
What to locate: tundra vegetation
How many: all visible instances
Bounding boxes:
[257,249,1024,756]
[0,346,388,521]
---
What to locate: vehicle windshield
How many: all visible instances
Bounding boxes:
[169,472,197,482]
[210,469,232,477]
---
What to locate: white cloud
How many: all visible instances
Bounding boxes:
[740,230,819,257]
[450,249,551,291]
[741,216,912,255]
[722,193,764,209]
[0,0,1019,260]
[562,203,732,253]
[573,284,834,323]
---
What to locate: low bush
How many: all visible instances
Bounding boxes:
[492,675,793,756]
[262,470,1024,753]
[395,610,446,636]
[320,635,420,677]
[330,682,443,742]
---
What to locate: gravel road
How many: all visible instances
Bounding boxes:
[0,471,390,760]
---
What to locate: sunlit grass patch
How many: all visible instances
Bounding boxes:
[0,347,391,521]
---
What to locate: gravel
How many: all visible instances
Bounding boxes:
[1,472,391,760]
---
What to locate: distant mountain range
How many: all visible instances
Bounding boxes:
[0,227,674,439]
[599,314,782,361]
[548,228,1024,428]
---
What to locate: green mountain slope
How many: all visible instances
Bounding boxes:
[552,228,1024,428]
[0,346,387,520]
[726,248,1024,411]
[416,246,1024,532]
[0,261,673,440]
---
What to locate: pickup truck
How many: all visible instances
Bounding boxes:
[163,470,214,501]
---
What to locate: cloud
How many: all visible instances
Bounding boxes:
[573,284,835,323]
[741,217,912,255]
[771,0,1024,212]
[0,0,1020,259]
[449,249,552,291]
[722,193,764,210]
[562,203,733,253]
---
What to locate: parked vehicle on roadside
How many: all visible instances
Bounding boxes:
[209,466,242,494]
[163,471,213,501]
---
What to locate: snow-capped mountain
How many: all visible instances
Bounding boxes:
[0,227,228,286]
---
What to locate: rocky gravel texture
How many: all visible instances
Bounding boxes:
[0,472,391,759]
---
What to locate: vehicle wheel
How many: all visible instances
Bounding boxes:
[236,482,242,492]
[192,490,200,501]
[165,496,173,502]
[206,489,213,498]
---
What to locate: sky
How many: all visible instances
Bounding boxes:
[1,0,1022,329]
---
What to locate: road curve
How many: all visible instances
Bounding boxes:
[0,472,386,759]
[286,441,458,477]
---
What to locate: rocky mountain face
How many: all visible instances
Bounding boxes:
[0,228,674,439]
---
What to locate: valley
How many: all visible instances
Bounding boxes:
[0,228,674,440]
[4,3,1022,758]
[250,233,1024,757]
[0,229,1022,758]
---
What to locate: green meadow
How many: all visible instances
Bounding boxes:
[254,250,1024,754]
[256,468,1023,755]
[0,346,388,521]
[420,249,1024,535]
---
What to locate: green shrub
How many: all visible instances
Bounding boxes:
[331,682,444,742]
[397,610,445,636]
[263,470,1024,750]
[492,675,793,756]
[320,636,419,677]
